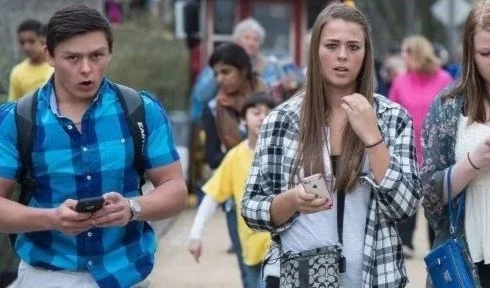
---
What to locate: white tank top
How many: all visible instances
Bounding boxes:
[455,114,490,264]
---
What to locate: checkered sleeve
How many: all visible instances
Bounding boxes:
[241,107,299,233]
[364,105,422,222]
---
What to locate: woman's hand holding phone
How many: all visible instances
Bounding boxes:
[271,176,333,227]
[292,175,333,214]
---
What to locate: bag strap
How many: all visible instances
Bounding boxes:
[11,90,38,247]
[446,166,464,236]
[337,188,345,245]
[329,156,344,246]
[113,84,146,195]
[332,156,346,273]
[15,90,38,206]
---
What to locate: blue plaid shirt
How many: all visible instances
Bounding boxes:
[0,78,179,288]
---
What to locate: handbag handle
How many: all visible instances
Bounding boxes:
[446,166,464,237]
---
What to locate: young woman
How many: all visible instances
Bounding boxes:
[242,3,421,287]
[203,42,268,169]
[422,1,490,287]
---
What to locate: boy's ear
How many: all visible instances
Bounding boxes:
[44,47,55,67]
[240,118,246,126]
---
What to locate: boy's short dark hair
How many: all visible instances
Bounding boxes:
[241,92,277,118]
[18,19,43,36]
[46,5,113,56]
[209,43,253,81]
[39,25,47,38]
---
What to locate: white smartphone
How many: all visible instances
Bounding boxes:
[302,173,333,201]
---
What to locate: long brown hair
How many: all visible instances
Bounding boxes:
[445,0,490,124]
[291,2,374,193]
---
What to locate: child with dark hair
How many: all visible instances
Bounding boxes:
[8,19,53,101]
[201,43,269,287]
[189,93,276,288]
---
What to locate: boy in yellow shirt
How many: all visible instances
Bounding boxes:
[8,20,53,101]
[189,93,276,288]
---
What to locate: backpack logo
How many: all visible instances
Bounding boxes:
[137,121,146,146]
[443,270,452,283]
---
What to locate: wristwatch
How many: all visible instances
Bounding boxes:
[128,197,141,221]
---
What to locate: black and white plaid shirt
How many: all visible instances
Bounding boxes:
[242,94,422,287]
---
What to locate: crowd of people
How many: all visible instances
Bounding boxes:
[2,0,490,288]
[187,1,490,288]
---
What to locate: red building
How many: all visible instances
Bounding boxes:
[197,0,354,68]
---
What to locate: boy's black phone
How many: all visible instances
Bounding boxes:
[75,196,105,213]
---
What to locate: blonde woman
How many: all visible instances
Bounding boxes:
[389,35,452,256]
[242,2,421,287]
[390,35,452,166]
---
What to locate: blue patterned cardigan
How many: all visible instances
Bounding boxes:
[421,91,481,287]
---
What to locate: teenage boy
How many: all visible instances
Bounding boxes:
[0,5,187,288]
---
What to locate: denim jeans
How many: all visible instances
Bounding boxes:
[398,213,416,249]
[245,263,266,288]
[224,198,248,288]
[476,261,490,288]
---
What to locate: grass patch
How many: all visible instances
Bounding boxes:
[107,21,190,111]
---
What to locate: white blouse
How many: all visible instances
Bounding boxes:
[455,114,490,264]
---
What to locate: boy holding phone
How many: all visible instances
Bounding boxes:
[0,5,187,288]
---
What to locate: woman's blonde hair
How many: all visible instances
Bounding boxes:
[291,2,374,193]
[446,0,490,124]
[402,35,440,74]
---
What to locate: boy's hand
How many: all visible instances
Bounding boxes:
[188,239,203,263]
[50,199,92,235]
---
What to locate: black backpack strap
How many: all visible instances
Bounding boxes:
[11,91,38,247]
[15,91,38,206]
[114,84,146,195]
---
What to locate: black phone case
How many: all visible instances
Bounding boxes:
[75,197,105,213]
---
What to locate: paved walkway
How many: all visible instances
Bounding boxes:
[150,208,430,288]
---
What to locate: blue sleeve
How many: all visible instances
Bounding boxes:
[189,66,218,122]
[0,102,20,180]
[140,93,180,169]
[261,62,282,87]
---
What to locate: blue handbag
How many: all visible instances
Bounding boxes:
[424,166,473,288]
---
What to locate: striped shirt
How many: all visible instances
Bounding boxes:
[0,78,179,288]
[241,93,422,287]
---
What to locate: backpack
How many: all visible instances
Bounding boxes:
[9,83,147,245]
